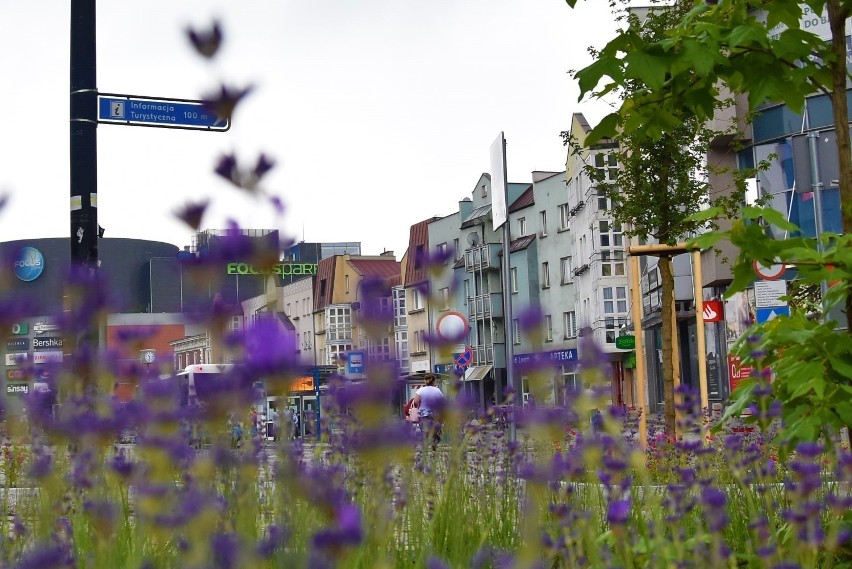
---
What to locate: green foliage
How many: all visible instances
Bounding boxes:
[690,207,851,447]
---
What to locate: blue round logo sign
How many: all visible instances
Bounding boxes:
[13,247,45,282]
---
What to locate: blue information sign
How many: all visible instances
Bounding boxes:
[97,94,229,131]
[755,306,790,324]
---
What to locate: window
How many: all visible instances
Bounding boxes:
[295,300,299,315]
[481,184,488,198]
[320,279,327,298]
[437,242,448,259]
[464,279,470,304]
[601,250,625,277]
[327,306,352,341]
[544,315,553,342]
[559,367,580,405]
[560,256,573,284]
[513,319,521,344]
[453,238,460,260]
[541,262,550,289]
[539,210,548,237]
[328,343,352,366]
[598,220,623,247]
[594,151,618,181]
[558,203,570,231]
[439,287,450,310]
[345,275,350,294]
[518,217,527,237]
[511,268,518,294]
[597,187,611,212]
[563,311,577,339]
[412,288,425,310]
[393,287,407,328]
[603,286,628,314]
[286,302,291,316]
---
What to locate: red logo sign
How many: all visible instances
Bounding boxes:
[728,355,753,392]
[702,300,724,323]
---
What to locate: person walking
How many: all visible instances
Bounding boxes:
[413,374,444,449]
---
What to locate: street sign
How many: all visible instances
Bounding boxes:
[97,94,229,131]
[754,280,788,308]
[436,312,468,342]
[614,335,635,350]
[755,306,790,323]
[753,260,786,281]
[454,347,473,369]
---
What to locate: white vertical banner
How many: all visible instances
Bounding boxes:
[490,132,508,231]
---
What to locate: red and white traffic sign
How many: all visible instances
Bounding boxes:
[753,260,786,281]
[454,346,473,369]
[436,311,468,342]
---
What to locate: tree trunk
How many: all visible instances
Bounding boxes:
[658,255,676,436]
[826,0,852,331]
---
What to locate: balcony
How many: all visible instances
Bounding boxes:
[465,244,499,272]
[569,200,585,216]
[466,293,503,320]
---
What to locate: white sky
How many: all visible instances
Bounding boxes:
[0,0,617,258]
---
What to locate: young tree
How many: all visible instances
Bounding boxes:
[565,0,743,436]
[565,0,852,331]
[565,0,852,444]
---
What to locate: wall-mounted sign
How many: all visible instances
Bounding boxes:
[5,338,29,352]
[33,337,62,351]
[226,262,318,276]
[615,335,636,350]
[702,300,725,323]
[33,322,59,335]
[6,383,29,396]
[13,247,44,282]
[5,353,27,366]
[513,348,579,366]
[33,352,63,364]
[11,323,29,335]
[5,369,28,381]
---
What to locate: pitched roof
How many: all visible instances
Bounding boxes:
[510,234,536,253]
[348,258,401,280]
[404,217,440,285]
[508,185,534,213]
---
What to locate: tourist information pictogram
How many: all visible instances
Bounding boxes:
[97,93,229,131]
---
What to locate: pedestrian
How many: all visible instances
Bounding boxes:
[413,374,444,449]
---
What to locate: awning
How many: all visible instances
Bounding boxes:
[464,364,493,382]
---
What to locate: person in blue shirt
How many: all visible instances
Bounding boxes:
[413,374,444,449]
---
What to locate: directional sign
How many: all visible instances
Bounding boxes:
[755,306,790,323]
[97,94,229,131]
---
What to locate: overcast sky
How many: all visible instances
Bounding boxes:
[0,0,617,258]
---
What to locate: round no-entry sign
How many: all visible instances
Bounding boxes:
[753,260,786,281]
[436,311,468,342]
